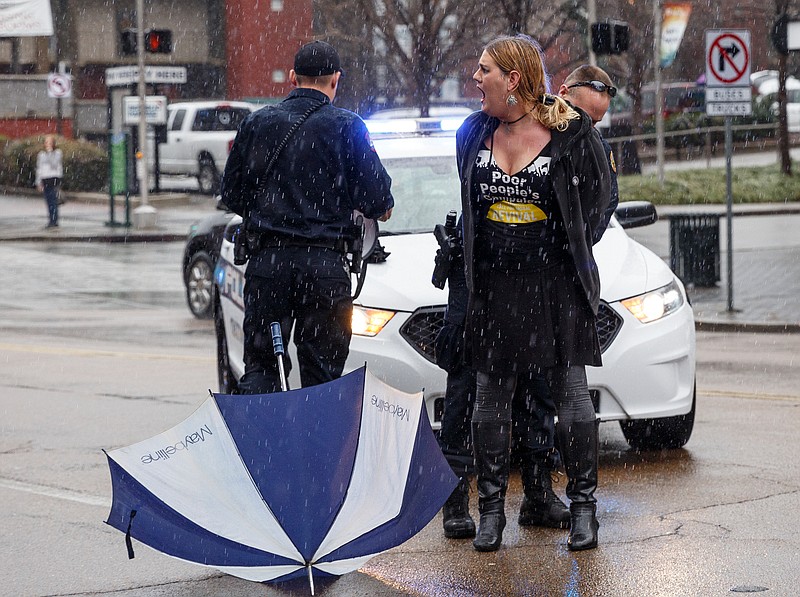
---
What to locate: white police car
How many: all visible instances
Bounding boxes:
[213,118,696,451]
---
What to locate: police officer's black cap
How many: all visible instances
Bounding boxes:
[293,41,342,77]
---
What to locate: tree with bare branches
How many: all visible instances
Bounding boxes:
[322,0,488,116]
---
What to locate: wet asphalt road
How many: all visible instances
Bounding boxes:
[1,240,799,596]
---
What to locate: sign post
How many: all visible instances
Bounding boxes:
[46,73,72,137]
[705,29,751,313]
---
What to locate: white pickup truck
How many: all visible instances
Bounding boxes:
[158,101,256,194]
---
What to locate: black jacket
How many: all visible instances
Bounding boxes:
[455,110,611,314]
[220,88,394,243]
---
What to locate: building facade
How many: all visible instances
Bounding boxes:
[0,0,313,139]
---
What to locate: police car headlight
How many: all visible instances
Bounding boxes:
[620,280,684,323]
[352,306,395,337]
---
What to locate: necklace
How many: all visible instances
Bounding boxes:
[500,110,532,131]
[501,112,528,126]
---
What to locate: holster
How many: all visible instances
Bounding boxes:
[233,223,250,266]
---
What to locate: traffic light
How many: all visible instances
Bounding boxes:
[145,29,172,53]
[591,21,629,55]
[612,22,629,54]
[772,15,789,55]
[121,29,138,55]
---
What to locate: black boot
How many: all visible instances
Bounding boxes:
[472,421,510,552]
[518,459,570,529]
[569,503,599,551]
[557,419,600,551]
[442,477,476,538]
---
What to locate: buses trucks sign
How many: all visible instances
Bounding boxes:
[705,29,752,116]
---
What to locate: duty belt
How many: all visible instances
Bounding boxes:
[247,231,347,254]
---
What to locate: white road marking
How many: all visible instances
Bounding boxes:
[0,477,109,508]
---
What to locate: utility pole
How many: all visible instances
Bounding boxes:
[587,0,597,66]
[133,0,157,229]
[654,0,665,186]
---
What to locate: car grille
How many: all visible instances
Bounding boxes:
[399,301,623,363]
[596,302,623,352]
[399,307,444,364]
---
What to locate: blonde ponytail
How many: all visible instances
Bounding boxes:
[534,94,579,131]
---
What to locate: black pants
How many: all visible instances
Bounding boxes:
[238,246,352,394]
[473,366,595,428]
[437,328,558,479]
[42,178,60,226]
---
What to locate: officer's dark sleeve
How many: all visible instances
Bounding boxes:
[592,136,619,244]
[580,127,611,242]
[220,121,249,216]
[346,118,394,219]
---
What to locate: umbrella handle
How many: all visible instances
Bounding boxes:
[270,322,284,355]
[270,322,288,392]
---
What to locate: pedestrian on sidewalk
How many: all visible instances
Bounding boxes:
[35,135,63,229]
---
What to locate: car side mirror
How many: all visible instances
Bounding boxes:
[615,201,658,229]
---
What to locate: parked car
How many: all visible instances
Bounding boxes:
[640,81,705,119]
[158,101,256,194]
[182,200,235,319]
[212,118,697,451]
[752,73,800,133]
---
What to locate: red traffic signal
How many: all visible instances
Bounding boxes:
[145,29,172,53]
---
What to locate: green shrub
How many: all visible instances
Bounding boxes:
[0,135,108,192]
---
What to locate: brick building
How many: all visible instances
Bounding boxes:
[0,0,313,139]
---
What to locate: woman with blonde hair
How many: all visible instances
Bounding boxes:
[456,34,611,552]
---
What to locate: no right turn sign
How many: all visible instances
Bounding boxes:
[705,29,751,117]
[705,29,751,87]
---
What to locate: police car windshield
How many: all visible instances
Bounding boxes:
[378,155,460,235]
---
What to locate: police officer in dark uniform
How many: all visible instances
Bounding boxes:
[220,40,394,394]
[559,64,620,237]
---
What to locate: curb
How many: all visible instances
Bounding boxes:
[0,233,188,243]
[695,320,800,334]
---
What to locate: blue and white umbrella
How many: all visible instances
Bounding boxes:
[105,367,456,592]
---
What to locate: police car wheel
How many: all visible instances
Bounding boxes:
[185,251,214,319]
[620,383,696,450]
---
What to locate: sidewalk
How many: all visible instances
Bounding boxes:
[0,187,213,243]
[2,189,799,333]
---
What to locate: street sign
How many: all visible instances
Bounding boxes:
[47,73,72,99]
[123,95,168,125]
[705,29,752,117]
[105,66,187,87]
[706,87,751,102]
[705,29,750,86]
[706,103,752,117]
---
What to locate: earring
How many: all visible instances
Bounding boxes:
[506,93,518,107]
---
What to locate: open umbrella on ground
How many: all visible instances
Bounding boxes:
[104,366,456,593]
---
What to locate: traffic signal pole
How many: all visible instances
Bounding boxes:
[587,0,597,66]
[133,0,157,229]
[653,0,665,186]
